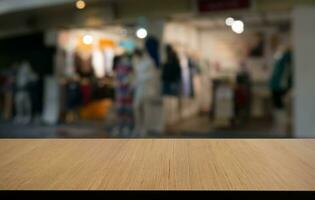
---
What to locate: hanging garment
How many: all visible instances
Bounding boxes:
[187,58,200,97]
[104,48,114,76]
[180,55,192,97]
[119,39,136,53]
[198,60,212,112]
[74,51,94,78]
[65,80,82,111]
[64,49,76,77]
[92,50,105,78]
[55,49,66,77]
[80,81,92,106]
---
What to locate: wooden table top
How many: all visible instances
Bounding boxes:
[0,139,315,190]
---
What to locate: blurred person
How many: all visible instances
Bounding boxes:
[269,42,293,134]
[111,53,134,137]
[14,61,37,124]
[161,44,181,96]
[145,36,161,69]
[234,61,252,126]
[161,44,182,125]
[132,48,160,137]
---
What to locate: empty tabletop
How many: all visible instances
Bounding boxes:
[0,139,315,190]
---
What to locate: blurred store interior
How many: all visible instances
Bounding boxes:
[0,0,314,138]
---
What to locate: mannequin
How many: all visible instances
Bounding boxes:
[14,61,37,124]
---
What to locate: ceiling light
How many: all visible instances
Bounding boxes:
[136,28,147,39]
[225,17,234,26]
[76,0,86,10]
[231,20,244,34]
[83,34,93,45]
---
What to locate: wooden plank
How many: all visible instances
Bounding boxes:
[0,139,315,190]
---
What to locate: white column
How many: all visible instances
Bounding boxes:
[293,6,315,137]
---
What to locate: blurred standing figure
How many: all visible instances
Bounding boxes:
[161,44,182,125]
[132,48,160,137]
[112,53,134,136]
[162,45,181,96]
[269,44,293,134]
[234,62,252,125]
[14,61,37,124]
[145,36,161,69]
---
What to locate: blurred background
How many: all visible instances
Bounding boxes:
[0,0,314,138]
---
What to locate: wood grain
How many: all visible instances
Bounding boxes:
[0,139,315,190]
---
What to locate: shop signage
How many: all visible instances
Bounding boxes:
[197,0,251,12]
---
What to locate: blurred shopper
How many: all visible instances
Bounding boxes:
[162,45,181,96]
[14,61,37,124]
[161,44,182,125]
[145,36,161,69]
[132,48,160,137]
[234,61,252,126]
[112,53,134,136]
[269,45,293,134]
